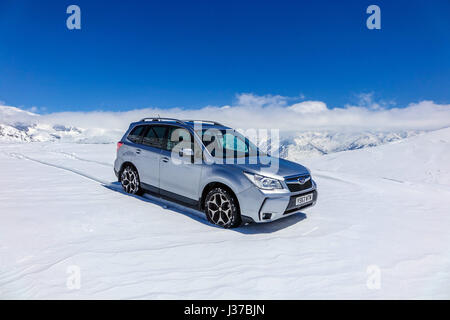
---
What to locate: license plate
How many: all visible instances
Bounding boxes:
[295,193,313,206]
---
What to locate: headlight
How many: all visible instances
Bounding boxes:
[243,172,283,190]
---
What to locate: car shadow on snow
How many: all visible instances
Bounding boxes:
[105,182,307,234]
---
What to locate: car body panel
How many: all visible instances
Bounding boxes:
[135,143,162,187]
[159,148,203,201]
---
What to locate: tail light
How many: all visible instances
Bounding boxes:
[117,142,124,152]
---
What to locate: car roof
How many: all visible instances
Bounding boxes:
[130,120,230,130]
[183,121,230,130]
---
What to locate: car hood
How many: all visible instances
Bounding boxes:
[229,156,310,179]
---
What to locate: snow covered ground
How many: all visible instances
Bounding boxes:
[0,128,449,299]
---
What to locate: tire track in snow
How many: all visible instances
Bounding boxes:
[49,150,112,167]
[5,152,204,215]
[313,172,358,186]
[8,152,114,187]
[5,151,215,226]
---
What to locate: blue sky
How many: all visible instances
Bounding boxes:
[0,0,449,113]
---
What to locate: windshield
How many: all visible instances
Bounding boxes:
[195,128,262,159]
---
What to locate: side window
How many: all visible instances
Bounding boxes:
[166,127,193,152]
[142,125,167,149]
[222,133,249,153]
[127,125,145,144]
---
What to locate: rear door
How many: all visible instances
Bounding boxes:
[124,124,147,177]
[136,125,168,191]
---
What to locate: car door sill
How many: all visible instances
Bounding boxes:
[140,182,200,210]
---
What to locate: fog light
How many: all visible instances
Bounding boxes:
[262,213,272,220]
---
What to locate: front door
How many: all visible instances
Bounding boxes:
[159,126,203,204]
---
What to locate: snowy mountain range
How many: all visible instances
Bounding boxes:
[0,106,124,144]
[0,123,83,143]
[278,130,422,160]
[0,120,424,159]
[0,105,425,159]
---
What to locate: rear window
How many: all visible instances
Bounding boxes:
[127,125,145,144]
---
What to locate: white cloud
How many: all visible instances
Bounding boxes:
[234,93,289,108]
[1,94,450,135]
[288,101,328,114]
[347,92,396,110]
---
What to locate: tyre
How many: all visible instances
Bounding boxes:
[120,165,143,195]
[204,187,241,228]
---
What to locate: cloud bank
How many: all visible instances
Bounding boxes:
[1,94,450,135]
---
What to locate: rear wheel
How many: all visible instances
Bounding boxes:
[120,165,143,195]
[204,187,241,228]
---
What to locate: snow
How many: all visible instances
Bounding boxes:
[1,128,450,299]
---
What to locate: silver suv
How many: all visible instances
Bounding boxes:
[114,118,317,228]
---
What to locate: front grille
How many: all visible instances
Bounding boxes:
[285,175,312,192]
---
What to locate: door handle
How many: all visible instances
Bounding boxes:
[136,149,141,154]
[161,156,169,163]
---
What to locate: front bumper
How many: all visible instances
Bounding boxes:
[237,180,318,223]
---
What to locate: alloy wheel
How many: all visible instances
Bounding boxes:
[206,191,233,227]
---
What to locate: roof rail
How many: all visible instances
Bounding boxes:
[140,117,187,125]
[182,119,226,127]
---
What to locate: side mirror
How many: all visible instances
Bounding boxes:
[179,148,194,157]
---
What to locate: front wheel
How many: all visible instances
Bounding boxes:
[204,187,241,228]
[120,165,143,195]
